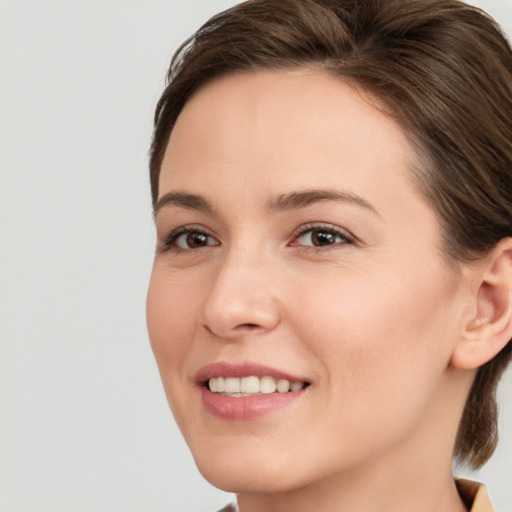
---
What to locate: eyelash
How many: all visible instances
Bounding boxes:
[160,223,355,253]
[161,224,219,252]
[290,223,355,251]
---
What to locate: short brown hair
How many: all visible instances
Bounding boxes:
[149,0,512,469]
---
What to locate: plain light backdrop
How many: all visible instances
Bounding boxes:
[1,1,511,511]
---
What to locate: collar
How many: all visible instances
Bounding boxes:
[218,479,494,512]
[456,479,494,512]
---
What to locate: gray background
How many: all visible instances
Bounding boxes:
[1,1,511,511]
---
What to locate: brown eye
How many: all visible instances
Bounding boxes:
[184,232,209,248]
[175,231,218,249]
[163,227,220,251]
[296,228,348,247]
[310,230,337,246]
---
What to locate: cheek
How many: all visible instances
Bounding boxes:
[295,268,458,428]
[310,264,456,358]
[146,264,200,375]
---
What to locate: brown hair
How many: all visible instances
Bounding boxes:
[149,0,512,469]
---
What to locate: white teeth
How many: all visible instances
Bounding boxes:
[207,376,306,395]
[240,376,260,393]
[224,377,240,393]
[290,381,303,392]
[209,377,223,393]
[276,379,291,393]
[260,376,277,394]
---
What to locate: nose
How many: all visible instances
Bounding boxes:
[201,247,281,340]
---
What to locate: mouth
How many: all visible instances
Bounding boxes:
[196,362,310,419]
[206,375,309,397]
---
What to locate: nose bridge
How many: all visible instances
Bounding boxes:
[201,239,280,338]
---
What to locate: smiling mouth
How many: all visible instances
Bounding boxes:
[206,376,309,397]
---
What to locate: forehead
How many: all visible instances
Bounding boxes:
[159,69,421,214]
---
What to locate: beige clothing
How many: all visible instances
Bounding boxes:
[216,479,493,512]
[456,479,494,512]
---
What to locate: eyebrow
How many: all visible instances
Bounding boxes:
[153,188,379,218]
[266,189,379,216]
[153,191,214,218]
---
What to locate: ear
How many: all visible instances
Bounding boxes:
[451,238,512,370]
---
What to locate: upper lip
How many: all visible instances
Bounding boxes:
[195,361,310,385]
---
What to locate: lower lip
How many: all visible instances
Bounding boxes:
[201,387,305,420]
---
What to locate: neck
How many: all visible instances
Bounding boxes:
[237,369,472,512]
[237,457,467,512]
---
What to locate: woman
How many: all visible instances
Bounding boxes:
[146,0,512,510]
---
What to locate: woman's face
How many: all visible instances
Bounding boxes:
[147,70,471,493]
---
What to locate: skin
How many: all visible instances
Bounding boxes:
[146,69,477,512]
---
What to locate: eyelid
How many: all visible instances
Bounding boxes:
[160,224,220,252]
[158,221,356,253]
[289,222,356,248]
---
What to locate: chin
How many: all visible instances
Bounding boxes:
[191,441,310,494]
[196,460,300,494]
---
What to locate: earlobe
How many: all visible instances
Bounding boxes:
[451,238,512,370]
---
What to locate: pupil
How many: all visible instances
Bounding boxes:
[187,233,207,247]
[313,231,334,246]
